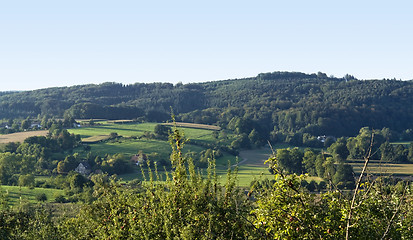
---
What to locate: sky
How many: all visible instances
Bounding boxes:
[1,0,412,91]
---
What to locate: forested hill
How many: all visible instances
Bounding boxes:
[1,71,413,138]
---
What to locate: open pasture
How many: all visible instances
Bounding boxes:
[69,122,158,138]
[69,122,222,155]
[70,122,219,141]
[0,185,64,205]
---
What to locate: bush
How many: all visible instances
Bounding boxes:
[54,194,66,203]
[36,193,48,202]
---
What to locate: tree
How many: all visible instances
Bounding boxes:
[248,129,262,147]
[315,154,326,178]
[0,153,19,185]
[303,149,317,176]
[408,142,413,163]
[380,141,394,162]
[36,193,48,202]
[109,132,119,139]
[21,119,31,130]
[69,172,87,191]
[57,155,78,174]
[276,148,303,174]
[332,163,355,189]
[328,138,349,161]
[154,124,171,137]
[18,174,35,187]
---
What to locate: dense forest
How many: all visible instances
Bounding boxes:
[1,71,413,142]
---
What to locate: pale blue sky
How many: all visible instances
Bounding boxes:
[1,0,412,91]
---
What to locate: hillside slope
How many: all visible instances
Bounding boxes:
[1,71,413,138]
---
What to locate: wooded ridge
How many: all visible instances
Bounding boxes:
[1,71,412,139]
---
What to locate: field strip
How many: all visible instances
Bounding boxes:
[0,130,49,144]
[162,122,221,131]
[82,135,111,143]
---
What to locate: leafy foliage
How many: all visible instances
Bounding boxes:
[59,123,256,239]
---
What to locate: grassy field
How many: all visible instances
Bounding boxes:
[81,135,111,143]
[69,122,158,139]
[349,160,413,177]
[70,122,224,144]
[390,141,412,146]
[162,122,221,131]
[0,130,49,144]
[0,185,64,205]
[69,122,228,160]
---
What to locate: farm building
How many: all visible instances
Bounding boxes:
[75,162,91,176]
[131,152,148,165]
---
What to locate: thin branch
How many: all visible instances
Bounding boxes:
[346,132,374,240]
[267,140,276,155]
[381,183,408,240]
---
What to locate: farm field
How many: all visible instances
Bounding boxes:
[350,160,413,178]
[69,122,234,162]
[68,122,158,139]
[0,130,48,144]
[69,122,226,143]
[0,185,64,205]
[162,122,221,131]
[81,135,111,143]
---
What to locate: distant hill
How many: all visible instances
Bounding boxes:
[1,71,413,140]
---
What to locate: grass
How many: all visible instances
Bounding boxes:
[69,122,234,160]
[81,135,111,143]
[0,130,49,144]
[349,159,413,177]
[162,122,221,131]
[0,185,64,206]
[74,137,210,164]
[117,147,274,187]
[68,122,158,139]
[390,141,412,146]
[69,122,223,144]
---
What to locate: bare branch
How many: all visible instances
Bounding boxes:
[381,183,408,240]
[346,132,374,240]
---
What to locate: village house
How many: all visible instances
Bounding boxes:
[75,162,91,176]
[131,152,148,166]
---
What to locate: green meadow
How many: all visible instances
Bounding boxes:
[69,122,237,166]
[69,122,158,139]
[0,185,64,205]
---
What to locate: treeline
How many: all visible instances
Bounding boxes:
[1,72,413,143]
